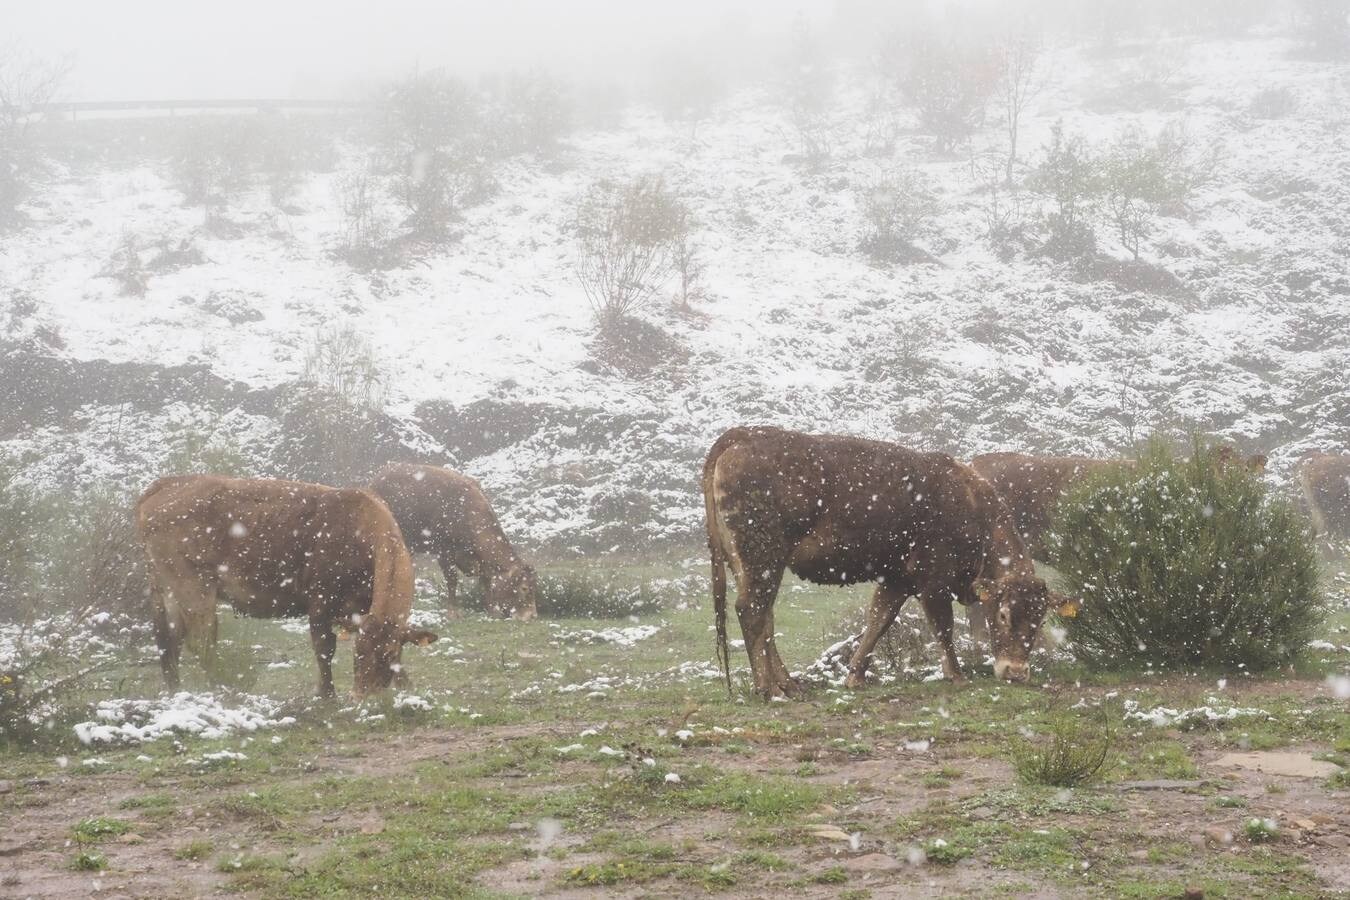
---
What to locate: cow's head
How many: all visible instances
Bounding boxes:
[353,621,439,697]
[974,574,1075,683]
[486,563,539,621]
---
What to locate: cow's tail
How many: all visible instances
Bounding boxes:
[703,433,738,695]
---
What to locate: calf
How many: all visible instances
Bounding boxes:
[704,427,1074,699]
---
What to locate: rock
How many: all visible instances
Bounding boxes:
[1183,887,1204,900]
[967,806,994,820]
[1285,828,1304,843]
[1117,779,1205,791]
[507,822,529,832]
[1128,849,1150,861]
[845,853,902,873]
[1316,833,1350,849]
[1203,826,1234,847]
[807,824,854,842]
[1294,818,1318,831]
[1309,814,1335,825]
[1212,752,1340,779]
[359,819,385,835]
[0,780,12,794]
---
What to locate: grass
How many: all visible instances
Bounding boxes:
[71,850,107,871]
[71,816,132,843]
[2,554,1348,899]
[1010,714,1113,787]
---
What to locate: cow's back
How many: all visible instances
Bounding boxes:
[706,427,987,585]
[370,464,487,554]
[970,452,1116,552]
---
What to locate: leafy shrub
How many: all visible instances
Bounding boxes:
[1047,437,1323,671]
[1028,122,1101,261]
[574,175,688,326]
[1,606,111,745]
[1101,123,1207,259]
[856,167,939,264]
[1011,714,1113,787]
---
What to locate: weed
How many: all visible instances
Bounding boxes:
[1243,817,1279,844]
[72,817,131,843]
[174,840,213,861]
[71,850,107,871]
[1011,714,1113,787]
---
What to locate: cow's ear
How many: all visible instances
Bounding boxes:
[401,628,439,646]
[972,579,996,603]
[1051,593,1080,618]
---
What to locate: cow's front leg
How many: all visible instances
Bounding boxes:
[310,619,338,698]
[845,582,905,689]
[920,592,963,681]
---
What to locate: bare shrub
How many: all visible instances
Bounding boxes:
[574,175,687,326]
[782,18,834,166]
[896,37,996,154]
[0,44,69,229]
[482,70,572,157]
[334,163,392,268]
[45,486,149,622]
[669,205,704,311]
[381,69,486,241]
[99,230,149,297]
[169,118,255,224]
[1294,0,1350,58]
[973,153,1031,260]
[0,458,40,621]
[649,49,726,141]
[1249,86,1297,119]
[857,167,940,264]
[992,26,1045,182]
[278,324,389,485]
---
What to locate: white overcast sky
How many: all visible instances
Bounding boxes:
[5,0,840,101]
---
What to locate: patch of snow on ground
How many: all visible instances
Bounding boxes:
[73,692,297,745]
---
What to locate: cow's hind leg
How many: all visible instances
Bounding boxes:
[733,565,797,699]
[149,569,184,691]
[845,582,906,689]
[437,553,462,618]
[921,592,963,681]
[310,618,338,699]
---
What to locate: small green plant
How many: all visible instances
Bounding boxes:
[1011,714,1113,788]
[71,850,107,871]
[1326,769,1350,790]
[924,837,970,865]
[174,840,214,861]
[1213,795,1247,808]
[1048,436,1323,671]
[813,865,848,884]
[1243,818,1279,844]
[72,817,132,843]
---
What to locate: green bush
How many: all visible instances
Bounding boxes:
[1011,714,1113,787]
[1047,437,1323,671]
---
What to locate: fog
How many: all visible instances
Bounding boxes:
[9,0,840,100]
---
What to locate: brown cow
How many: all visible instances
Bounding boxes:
[1298,452,1350,538]
[135,475,437,698]
[369,464,538,621]
[969,454,1122,560]
[703,426,1074,699]
[972,447,1267,559]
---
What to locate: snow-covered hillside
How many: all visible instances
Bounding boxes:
[2,35,1348,549]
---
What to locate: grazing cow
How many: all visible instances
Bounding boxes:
[370,464,538,621]
[135,475,437,698]
[969,454,1123,560]
[703,426,1075,699]
[1298,452,1350,539]
[972,447,1266,559]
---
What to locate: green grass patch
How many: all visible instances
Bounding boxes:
[71,816,132,843]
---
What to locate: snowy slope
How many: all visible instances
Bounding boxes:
[2,36,1347,548]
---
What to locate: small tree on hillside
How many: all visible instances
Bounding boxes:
[574,175,687,328]
[896,38,997,154]
[1101,123,1205,260]
[782,16,834,165]
[381,70,483,240]
[993,26,1045,183]
[0,45,69,229]
[1028,121,1102,260]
